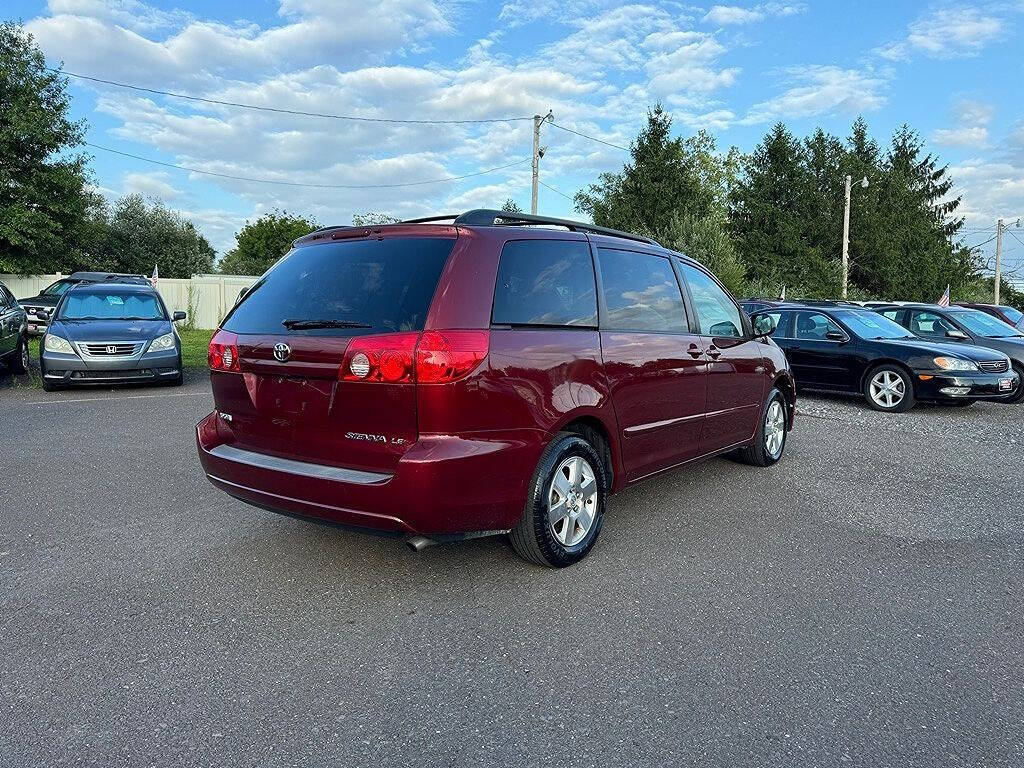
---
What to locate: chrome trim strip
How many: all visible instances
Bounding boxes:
[208,444,392,485]
[623,413,703,435]
[75,340,146,359]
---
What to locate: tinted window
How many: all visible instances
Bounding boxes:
[42,280,76,297]
[909,310,956,338]
[880,309,899,321]
[491,240,597,327]
[794,312,843,340]
[597,249,687,333]
[59,291,165,320]
[764,311,785,336]
[680,263,743,337]
[223,237,454,336]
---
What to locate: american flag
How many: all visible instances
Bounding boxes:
[150,263,159,288]
[936,284,950,307]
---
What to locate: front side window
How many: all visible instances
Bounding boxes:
[680,262,743,338]
[794,312,844,340]
[59,291,166,321]
[491,240,598,327]
[910,310,957,338]
[598,249,688,333]
[223,237,454,336]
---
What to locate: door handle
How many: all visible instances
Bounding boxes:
[706,346,722,360]
[687,343,704,359]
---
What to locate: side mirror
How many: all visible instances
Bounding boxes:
[173,311,187,322]
[825,330,848,342]
[36,310,50,321]
[946,329,968,340]
[751,312,776,338]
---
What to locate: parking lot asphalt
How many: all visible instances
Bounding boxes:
[1,380,1021,767]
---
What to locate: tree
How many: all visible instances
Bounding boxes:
[104,194,215,278]
[500,198,522,214]
[0,22,96,274]
[575,105,724,236]
[351,212,401,226]
[219,210,316,275]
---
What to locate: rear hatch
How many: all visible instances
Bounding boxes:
[210,229,457,474]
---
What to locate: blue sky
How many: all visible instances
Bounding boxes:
[6,0,1024,274]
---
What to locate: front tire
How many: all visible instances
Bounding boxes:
[864,365,915,412]
[510,433,608,567]
[8,335,29,375]
[1000,364,1024,404]
[734,387,788,466]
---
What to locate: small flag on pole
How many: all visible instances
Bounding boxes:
[779,284,786,301]
[936,284,950,307]
[150,263,159,288]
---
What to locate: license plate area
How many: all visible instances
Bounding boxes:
[999,378,1013,392]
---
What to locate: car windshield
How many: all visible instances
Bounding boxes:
[949,309,1024,338]
[998,306,1023,324]
[834,309,914,339]
[42,280,77,297]
[59,290,166,320]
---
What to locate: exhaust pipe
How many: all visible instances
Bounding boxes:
[406,536,435,552]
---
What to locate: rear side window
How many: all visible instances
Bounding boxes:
[223,237,454,336]
[491,240,598,327]
[598,249,687,333]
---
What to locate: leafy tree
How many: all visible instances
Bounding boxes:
[351,212,400,226]
[0,22,95,274]
[661,212,747,296]
[104,194,215,278]
[575,105,724,235]
[219,210,316,275]
[500,198,522,214]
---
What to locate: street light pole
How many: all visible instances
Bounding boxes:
[841,175,868,300]
[531,110,553,215]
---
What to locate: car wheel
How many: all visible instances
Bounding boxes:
[734,387,788,467]
[7,334,29,375]
[864,365,915,412]
[510,432,608,567]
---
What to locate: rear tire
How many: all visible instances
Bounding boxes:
[8,335,29,375]
[864,364,915,412]
[510,432,608,567]
[734,387,788,467]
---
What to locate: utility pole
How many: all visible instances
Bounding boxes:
[995,218,1004,306]
[841,175,868,300]
[531,110,553,215]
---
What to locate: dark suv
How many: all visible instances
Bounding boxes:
[196,211,795,566]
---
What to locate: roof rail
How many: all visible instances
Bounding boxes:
[450,209,659,246]
[402,214,461,224]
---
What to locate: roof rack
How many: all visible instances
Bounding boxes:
[447,209,660,246]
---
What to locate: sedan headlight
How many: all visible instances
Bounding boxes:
[44,334,75,354]
[933,356,978,371]
[147,332,177,353]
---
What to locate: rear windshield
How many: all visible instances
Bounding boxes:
[42,280,77,297]
[222,237,454,336]
[59,291,165,320]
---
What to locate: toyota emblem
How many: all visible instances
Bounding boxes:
[273,342,291,362]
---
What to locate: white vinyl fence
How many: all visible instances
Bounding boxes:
[0,273,259,329]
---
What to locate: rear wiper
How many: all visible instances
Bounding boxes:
[282,319,372,330]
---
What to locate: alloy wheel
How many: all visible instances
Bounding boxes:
[20,341,29,371]
[548,456,598,547]
[869,370,905,408]
[764,399,786,458]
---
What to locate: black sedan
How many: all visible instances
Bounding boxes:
[753,303,1019,411]
[0,280,29,375]
[874,303,1024,404]
[39,283,186,391]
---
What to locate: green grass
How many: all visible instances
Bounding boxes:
[2,329,214,390]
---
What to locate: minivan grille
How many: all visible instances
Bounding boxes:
[978,360,1009,373]
[77,342,144,358]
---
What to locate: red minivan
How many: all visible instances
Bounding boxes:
[197,210,795,566]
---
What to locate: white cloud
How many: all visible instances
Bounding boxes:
[742,65,886,124]
[879,6,1005,61]
[702,3,806,25]
[122,171,182,199]
[932,99,994,148]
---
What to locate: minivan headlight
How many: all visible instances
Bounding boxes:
[44,334,75,354]
[933,356,977,371]
[147,332,176,353]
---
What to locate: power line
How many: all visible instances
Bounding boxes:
[539,179,574,200]
[55,68,534,125]
[965,234,998,249]
[548,121,629,151]
[85,142,530,189]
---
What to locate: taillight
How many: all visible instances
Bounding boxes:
[339,332,418,383]
[209,330,240,372]
[337,331,489,384]
[416,330,489,383]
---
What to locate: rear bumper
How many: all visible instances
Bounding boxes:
[196,411,540,536]
[915,370,1019,400]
